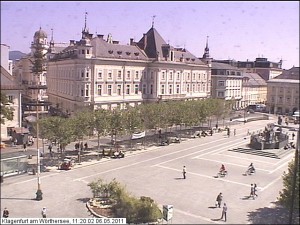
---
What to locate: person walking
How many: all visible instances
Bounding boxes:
[220,203,227,222]
[182,166,186,179]
[23,143,27,152]
[254,183,258,197]
[3,208,9,218]
[292,132,295,140]
[41,207,47,218]
[250,184,255,199]
[216,192,223,208]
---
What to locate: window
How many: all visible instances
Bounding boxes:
[143,71,147,79]
[193,73,196,80]
[176,85,180,94]
[8,95,13,102]
[126,85,130,94]
[177,72,180,80]
[108,85,112,95]
[192,84,195,92]
[117,85,121,95]
[97,85,102,96]
[135,71,139,79]
[187,84,190,92]
[169,72,173,80]
[169,84,172,94]
[187,73,190,80]
[86,71,89,78]
[81,89,84,97]
[134,84,139,94]
[151,72,154,80]
[81,71,84,78]
[162,72,165,79]
[108,70,112,79]
[161,85,165,94]
[150,84,153,94]
[217,91,224,97]
[127,71,131,79]
[82,50,84,54]
[98,71,103,79]
[198,84,201,91]
[117,71,122,79]
[87,49,89,54]
[143,84,147,94]
[218,81,225,87]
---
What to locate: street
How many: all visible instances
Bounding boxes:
[0,115,297,224]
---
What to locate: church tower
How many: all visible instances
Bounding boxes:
[201,36,212,66]
[77,12,92,59]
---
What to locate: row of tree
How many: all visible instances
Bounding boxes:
[36,98,233,150]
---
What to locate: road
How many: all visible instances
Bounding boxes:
[1,115,297,224]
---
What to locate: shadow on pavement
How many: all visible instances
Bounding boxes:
[208,206,217,209]
[241,196,254,200]
[1,197,35,201]
[247,201,299,224]
[76,197,90,203]
[211,218,221,221]
[174,177,185,180]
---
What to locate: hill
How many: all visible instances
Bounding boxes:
[9,51,28,62]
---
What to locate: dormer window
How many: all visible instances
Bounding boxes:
[117,51,122,55]
[126,52,131,55]
[186,58,190,61]
[191,58,195,61]
[134,52,139,56]
[108,50,113,54]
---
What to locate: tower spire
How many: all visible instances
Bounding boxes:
[203,35,210,58]
[152,15,156,28]
[84,11,88,32]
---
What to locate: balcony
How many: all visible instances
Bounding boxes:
[158,94,186,100]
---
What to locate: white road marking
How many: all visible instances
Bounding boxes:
[155,164,257,188]
[268,158,291,174]
[174,208,224,224]
[213,153,275,165]
[260,176,283,191]
[195,157,270,173]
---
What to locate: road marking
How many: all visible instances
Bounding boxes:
[195,157,270,173]
[260,175,283,191]
[268,157,291,174]
[151,139,248,167]
[174,208,224,224]
[155,164,255,188]
[213,153,275,165]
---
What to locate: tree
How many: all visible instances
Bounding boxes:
[93,109,111,150]
[88,178,162,223]
[278,158,299,223]
[0,92,14,124]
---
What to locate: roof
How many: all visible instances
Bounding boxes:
[274,67,299,80]
[91,37,149,60]
[1,66,23,90]
[242,73,267,86]
[212,62,241,70]
[34,27,47,38]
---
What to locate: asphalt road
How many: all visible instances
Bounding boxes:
[1,115,297,224]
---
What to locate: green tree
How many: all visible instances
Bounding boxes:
[278,158,299,222]
[0,92,14,124]
[93,109,111,150]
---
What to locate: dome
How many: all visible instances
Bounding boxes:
[34,27,47,38]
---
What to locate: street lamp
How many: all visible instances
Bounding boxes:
[35,97,43,201]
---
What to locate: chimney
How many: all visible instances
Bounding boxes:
[97,34,104,39]
[69,40,75,46]
[130,38,134,45]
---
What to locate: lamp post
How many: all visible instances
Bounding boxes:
[35,97,43,201]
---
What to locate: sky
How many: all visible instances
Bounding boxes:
[1,1,299,69]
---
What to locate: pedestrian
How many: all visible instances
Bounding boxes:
[254,184,258,197]
[182,166,186,179]
[23,143,27,152]
[233,129,236,136]
[220,203,227,222]
[216,192,223,208]
[247,129,250,135]
[80,142,83,151]
[227,128,230,138]
[41,207,47,218]
[292,133,295,140]
[215,123,218,130]
[84,142,88,150]
[3,207,9,218]
[250,184,255,199]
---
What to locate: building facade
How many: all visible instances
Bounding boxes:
[211,62,243,109]
[1,66,22,141]
[266,67,299,114]
[241,72,267,108]
[46,21,211,114]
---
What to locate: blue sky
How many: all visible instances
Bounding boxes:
[1,1,299,69]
